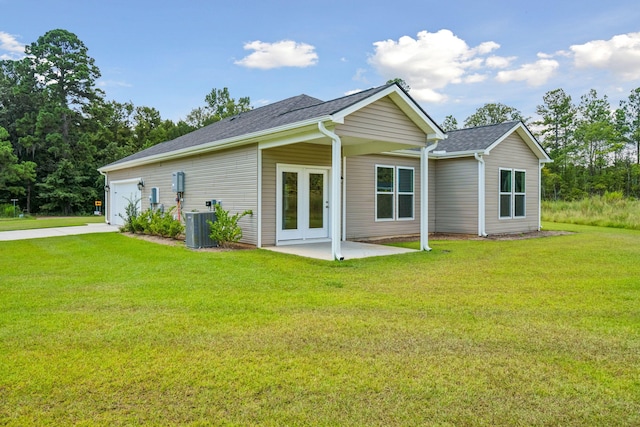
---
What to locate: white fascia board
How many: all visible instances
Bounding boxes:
[386,149,486,159]
[99,116,333,173]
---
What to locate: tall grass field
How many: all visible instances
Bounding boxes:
[0,223,639,425]
[542,193,640,230]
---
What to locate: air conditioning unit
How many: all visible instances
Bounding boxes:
[185,211,217,248]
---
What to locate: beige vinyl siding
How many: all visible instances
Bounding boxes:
[336,97,425,145]
[434,157,478,234]
[261,143,332,246]
[107,144,259,244]
[345,154,421,240]
[484,134,540,234]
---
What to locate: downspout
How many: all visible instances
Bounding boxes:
[420,141,438,251]
[99,170,109,224]
[257,148,263,248]
[318,121,344,261]
[474,153,487,237]
[539,161,545,231]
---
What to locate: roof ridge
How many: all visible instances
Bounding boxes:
[451,120,520,133]
[278,84,392,117]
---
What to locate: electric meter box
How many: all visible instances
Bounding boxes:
[172,171,185,192]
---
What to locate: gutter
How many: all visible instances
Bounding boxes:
[99,170,109,224]
[317,121,344,261]
[474,153,487,237]
[99,115,335,173]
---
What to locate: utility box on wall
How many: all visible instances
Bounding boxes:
[172,171,185,193]
[149,187,159,204]
[185,211,217,249]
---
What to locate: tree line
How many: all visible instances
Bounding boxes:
[441,89,640,200]
[2,30,639,215]
[0,29,250,215]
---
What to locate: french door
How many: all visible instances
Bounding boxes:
[277,165,329,242]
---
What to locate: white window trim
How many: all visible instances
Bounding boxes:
[375,165,415,222]
[514,169,526,219]
[397,166,415,221]
[499,168,526,220]
[375,164,395,222]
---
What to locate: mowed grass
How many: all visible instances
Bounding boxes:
[0,216,104,232]
[1,224,639,426]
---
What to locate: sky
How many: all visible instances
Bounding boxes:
[2,0,640,128]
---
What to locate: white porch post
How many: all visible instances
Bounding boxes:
[421,141,438,251]
[331,138,343,260]
[318,122,343,260]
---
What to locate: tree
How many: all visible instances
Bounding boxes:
[621,87,640,164]
[441,115,459,131]
[20,29,103,213]
[386,78,411,93]
[464,103,525,127]
[0,127,36,206]
[535,89,576,159]
[185,87,251,128]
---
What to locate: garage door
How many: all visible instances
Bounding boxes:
[110,180,141,226]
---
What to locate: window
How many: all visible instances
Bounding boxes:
[499,168,526,219]
[376,165,414,220]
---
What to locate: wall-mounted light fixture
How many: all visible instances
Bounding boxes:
[104,184,110,191]
[137,179,145,190]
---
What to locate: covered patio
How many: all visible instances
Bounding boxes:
[263,240,417,261]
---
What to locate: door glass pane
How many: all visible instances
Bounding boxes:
[282,172,298,230]
[309,173,324,229]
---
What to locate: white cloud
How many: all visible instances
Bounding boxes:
[368,29,501,103]
[495,58,559,86]
[464,73,488,84]
[485,55,516,68]
[345,89,363,96]
[353,67,368,83]
[0,31,25,60]
[97,80,133,88]
[570,32,640,81]
[235,40,318,69]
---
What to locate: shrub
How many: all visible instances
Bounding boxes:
[118,196,141,233]
[120,204,184,239]
[148,206,184,239]
[1,203,18,218]
[208,204,252,248]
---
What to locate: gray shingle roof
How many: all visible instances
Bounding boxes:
[103,84,394,168]
[438,121,521,153]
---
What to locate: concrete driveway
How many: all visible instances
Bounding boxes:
[0,223,120,241]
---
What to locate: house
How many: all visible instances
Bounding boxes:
[98,83,551,259]
[430,121,552,236]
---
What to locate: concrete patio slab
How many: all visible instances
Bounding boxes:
[263,241,417,261]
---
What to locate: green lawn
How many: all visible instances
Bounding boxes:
[0,216,105,232]
[1,223,639,425]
